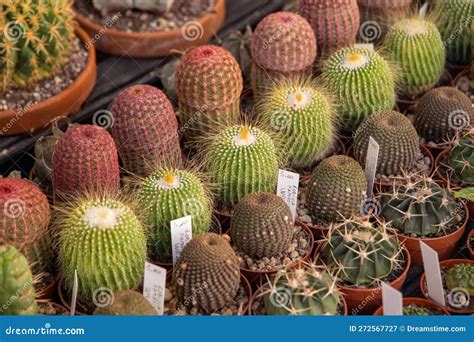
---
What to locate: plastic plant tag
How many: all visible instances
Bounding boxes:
[381,282,403,316]
[364,136,380,199]
[276,169,300,222]
[143,262,167,315]
[420,241,446,306]
[171,215,192,265]
[419,2,429,18]
[70,270,78,316]
[354,43,374,51]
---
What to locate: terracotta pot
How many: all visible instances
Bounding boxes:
[75,0,225,58]
[468,230,474,260]
[396,96,418,114]
[422,143,446,160]
[35,277,58,301]
[420,258,474,315]
[214,208,232,233]
[0,27,96,136]
[373,297,450,315]
[450,64,471,86]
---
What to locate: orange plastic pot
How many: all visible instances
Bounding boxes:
[467,230,474,260]
[373,297,450,315]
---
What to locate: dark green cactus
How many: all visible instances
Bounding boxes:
[444,263,474,297]
[447,132,474,186]
[93,290,158,316]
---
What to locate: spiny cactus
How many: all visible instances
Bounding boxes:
[52,125,120,199]
[403,304,430,315]
[444,263,474,296]
[297,0,360,56]
[447,132,474,186]
[307,155,367,223]
[353,110,420,176]
[93,290,158,315]
[173,233,240,312]
[230,192,294,258]
[414,87,474,144]
[383,16,445,98]
[139,167,212,262]
[322,46,396,132]
[321,217,402,286]
[0,0,74,89]
[258,77,336,168]
[110,84,182,177]
[0,245,37,315]
[263,263,340,315]
[221,26,253,84]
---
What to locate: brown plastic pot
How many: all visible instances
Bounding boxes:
[35,277,58,301]
[75,0,225,58]
[422,143,446,160]
[420,259,474,315]
[468,229,474,260]
[373,297,450,316]
[0,27,96,136]
[450,64,471,85]
[58,278,90,315]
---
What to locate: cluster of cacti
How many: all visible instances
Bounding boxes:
[110,85,182,177]
[263,263,340,315]
[258,77,336,168]
[383,16,445,98]
[403,304,431,316]
[447,132,474,186]
[0,0,74,89]
[173,233,240,312]
[353,110,420,176]
[139,166,212,261]
[321,217,402,286]
[0,245,37,315]
[230,192,294,258]
[307,155,367,223]
[93,290,158,316]
[250,11,316,97]
[221,26,253,84]
[322,46,396,131]
[444,263,474,296]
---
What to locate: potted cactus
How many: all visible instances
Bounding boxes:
[373,298,450,315]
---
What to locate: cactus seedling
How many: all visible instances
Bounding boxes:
[93,290,158,315]
[447,132,474,186]
[444,263,474,297]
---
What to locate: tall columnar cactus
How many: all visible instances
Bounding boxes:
[173,233,240,312]
[52,125,120,198]
[93,290,158,315]
[321,217,402,286]
[176,45,243,142]
[110,85,182,177]
[353,110,420,176]
[250,12,317,97]
[258,77,336,168]
[444,263,474,296]
[379,175,460,237]
[307,155,367,223]
[414,87,474,144]
[139,167,212,262]
[0,0,74,89]
[263,263,340,315]
[322,46,396,131]
[230,192,294,258]
[0,245,37,315]
[57,195,147,302]
[205,124,279,207]
[297,0,360,56]
[383,17,445,98]
[447,132,474,186]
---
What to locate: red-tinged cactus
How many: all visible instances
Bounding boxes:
[52,125,120,198]
[110,84,182,177]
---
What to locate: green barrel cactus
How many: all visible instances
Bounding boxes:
[139,167,212,262]
[307,155,367,223]
[322,46,396,132]
[447,132,474,186]
[0,245,37,315]
[403,304,430,315]
[444,263,474,296]
[93,290,158,315]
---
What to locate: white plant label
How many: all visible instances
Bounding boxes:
[143,262,167,315]
[354,43,374,51]
[420,241,446,306]
[171,215,192,265]
[381,282,403,316]
[70,270,78,316]
[365,136,380,199]
[419,2,429,18]
[277,169,300,222]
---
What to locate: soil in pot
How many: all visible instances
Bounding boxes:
[38,301,70,316]
[373,298,450,316]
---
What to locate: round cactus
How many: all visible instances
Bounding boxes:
[383,17,445,98]
[307,155,367,223]
[139,167,212,262]
[0,0,74,89]
[403,304,430,315]
[93,290,157,315]
[444,263,474,296]
[447,132,474,186]
[0,245,37,315]
[322,46,396,132]
[353,110,420,177]
[230,192,294,258]
[173,233,240,312]
[110,84,182,177]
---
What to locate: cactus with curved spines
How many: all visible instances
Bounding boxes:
[379,175,461,237]
[258,77,337,168]
[56,194,147,302]
[0,0,74,89]
[321,217,402,286]
[93,290,158,315]
[307,155,367,223]
[403,304,430,315]
[263,262,340,315]
[353,110,420,177]
[383,16,445,98]
[0,245,37,315]
[447,132,474,186]
[250,11,316,97]
[230,192,294,258]
[322,46,396,132]
[173,233,240,312]
[139,166,212,262]
[444,263,474,296]
[415,87,474,144]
